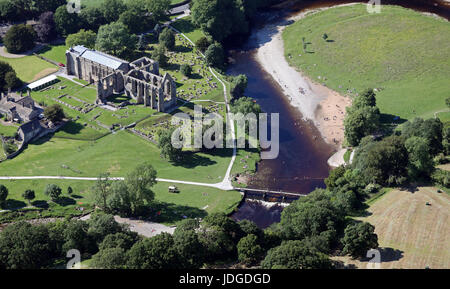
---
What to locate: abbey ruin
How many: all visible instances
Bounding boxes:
[65,45,177,112]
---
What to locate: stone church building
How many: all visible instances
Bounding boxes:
[66,45,177,112]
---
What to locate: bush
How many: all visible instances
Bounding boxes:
[237,234,263,265]
[205,43,224,69]
[159,28,175,51]
[44,184,62,201]
[431,169,450,188]
[44,104,65,123]
[3,24,36,54]
[195,36,210,52]
[180,64,192,77]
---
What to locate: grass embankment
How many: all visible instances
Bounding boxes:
[283,4,450,122]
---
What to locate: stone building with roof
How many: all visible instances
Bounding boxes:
[0,91,41,123]
[65,45,177,112]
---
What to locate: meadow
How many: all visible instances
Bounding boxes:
[0,55,57,82]
[283,4,450,122]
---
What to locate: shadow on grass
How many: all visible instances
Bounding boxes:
[172,151,217,169]
[6,199,27,210]
[149,202,207,224]
[174,45,193,53]
[32,200,49,209]
[54,196,76,207]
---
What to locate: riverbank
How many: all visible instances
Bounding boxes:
[255,5,354,149]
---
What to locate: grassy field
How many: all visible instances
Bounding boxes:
[283,4,450,122]
[0,179,243,224]
[0,55,58,82]
[37,44,69,65]
[0,123,18,137]
[0,130,232,182]
[334,186,450,269]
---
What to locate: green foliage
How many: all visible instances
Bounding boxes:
[126,232,179,269]
[180,64,192,77]
[159,28,175,51]
[261,240,332,269]
[87,213,123,244]
[431,169,450,188]
[79,6,107,31]
[119,9,152,34]
[0,222,54,269]
[195,36,210,52]
[22,189,35,205]
[66,29,97,49]
[67,186,73,195]
[402,117,443,156]
[405,136,434,179]
[0,184,8,208]
[91,247,126,269]
[98,232,139,251]
[344,104,380,146]
[230,74,248,100]
[95,22,137,57]
[342,222,378,259]
[0,61,20,91]
[44,104,65,123]
[173,229,204,269]
[102,0,126,23]
[151,45,168,67]
[3,24,36,54]
[44,184,62,201]
[237,234,263,265]
[231,96,261,115]
[205,43,225,69]
[157,127,182,162]
[145,0,170,22]
[54,5,79,36]
[191,0,249,42]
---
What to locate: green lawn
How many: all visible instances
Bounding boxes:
[37,44,69,65]
[0,55,58,82]
[0,179,242,224]
[0,130,232,183]
[283,4,450,122]
[0,124,18,137]
[171,17,205,43]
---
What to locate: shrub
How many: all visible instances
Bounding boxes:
[3,24,36,54]
[180,64,192,77]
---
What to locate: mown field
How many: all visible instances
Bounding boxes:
[0,55,58,82]
[334,186,449,269]
[283,4,450,122]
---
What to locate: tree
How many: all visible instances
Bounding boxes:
[237,234,263,265]
[127,233,179,269]
[99,232,139,251]
[151,45,168,67]
[342,222,378,259]
[123,162,157,215]
[0,61,21,91]
[159,28,175,50]
[322,33,328,40]
[261,240,332,269]
[91,247,126,269]
[157,127,182,162]
[54,5,79,36]
[0,185,8,209]
[79,6,107,31]
[62,220,96,255]
[195,36,210,52]
[231,97,261,115]
[44,184,62,201]
[173,229,204,269]
[191,0,249,42]
[0,222,53,269]
[34,0,66,14]
[3,24,36,54]
[402,118,443,156]
[96,22,137,57]
[205,43,225,69]
[344,105,380,146]
[87,213,123,244]
[67,186,73,195]
[34,12,56,43]
[180,64,192,77]
[119,9,151,34]
[66,29,97,49]
[92,172,112,211]
[354,88,377,108]
[145,0,170,22]
[44,104,65,123]
[230,74,248,99]
[446,97,450,108]
[102,0,126,23]
[22,189,35,205]
[405,136,434,179]
[203,212,243,243]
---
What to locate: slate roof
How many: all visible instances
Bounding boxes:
[70,45,129,70]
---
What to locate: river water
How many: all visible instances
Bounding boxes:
[228,0,450,228]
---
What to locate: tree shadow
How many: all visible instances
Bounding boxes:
[359,247,404,263]
[32,200,49,209]
[71,194,83,199]
[5,199,26,210]
[59,121,84,135]
[172,152,217,169]
[326,39,335,43]
[54,196,76,207]
[148,202,207,224]
[174,45,193,53]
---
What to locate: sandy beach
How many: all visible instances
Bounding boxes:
[254,8,352,148]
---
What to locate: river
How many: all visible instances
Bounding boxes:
[228,0,450,228]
